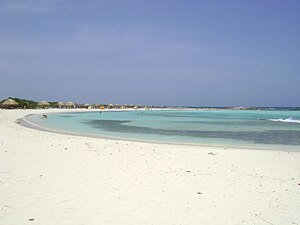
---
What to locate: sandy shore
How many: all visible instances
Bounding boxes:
[0,109,300,225]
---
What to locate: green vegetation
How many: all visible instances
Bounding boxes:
[49,102,58,108]
[0,97,57,109]
[8,97,38,109]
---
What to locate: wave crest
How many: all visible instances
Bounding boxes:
[267,118,300,124]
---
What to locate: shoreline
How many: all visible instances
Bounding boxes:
[20,109,300,153]
[1,109,300,225]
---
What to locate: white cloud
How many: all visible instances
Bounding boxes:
[1,3,48,13]
[0,25,231,75]
[0,26,196,56]
[0,0,148,13]
[0,0,66,13]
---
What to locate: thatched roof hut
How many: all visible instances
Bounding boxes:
[83,103,90,109]
[56,102,64,108]
[99,105,105,110]
[92,103,100,109]
[107,104,114,109]
[66,102,75,108]
[38,101,50,108]
[1,99,19,109]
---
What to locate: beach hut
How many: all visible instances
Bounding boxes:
[56,102,64,109]
[92,103,100,109]
[38,101,50,108]
[66,102,75,108]
[1,98,19,109]
[83,103,90,109]
[99,105,105,110]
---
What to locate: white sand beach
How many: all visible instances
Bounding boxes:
[0,109,300,225]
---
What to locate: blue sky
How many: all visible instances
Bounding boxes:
[0,0,299,106]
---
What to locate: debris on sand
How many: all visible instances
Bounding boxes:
[208,152,218,156]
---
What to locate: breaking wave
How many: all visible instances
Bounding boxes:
[267,118,300,124]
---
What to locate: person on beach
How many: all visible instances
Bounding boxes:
[42,114,48,119]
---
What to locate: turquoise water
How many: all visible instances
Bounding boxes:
[26,110,300,150]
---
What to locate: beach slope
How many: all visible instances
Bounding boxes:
[0,109,299,225]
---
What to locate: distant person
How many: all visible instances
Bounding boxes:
[42,114,48,119]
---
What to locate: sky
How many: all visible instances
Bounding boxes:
[0,0,299,107]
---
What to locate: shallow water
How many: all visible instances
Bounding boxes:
[26,110,300,150]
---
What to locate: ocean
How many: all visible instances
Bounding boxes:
[26,109,300,151]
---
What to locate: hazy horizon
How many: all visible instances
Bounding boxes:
[1,0,299,107]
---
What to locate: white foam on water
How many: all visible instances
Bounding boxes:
[267,118,300,124]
